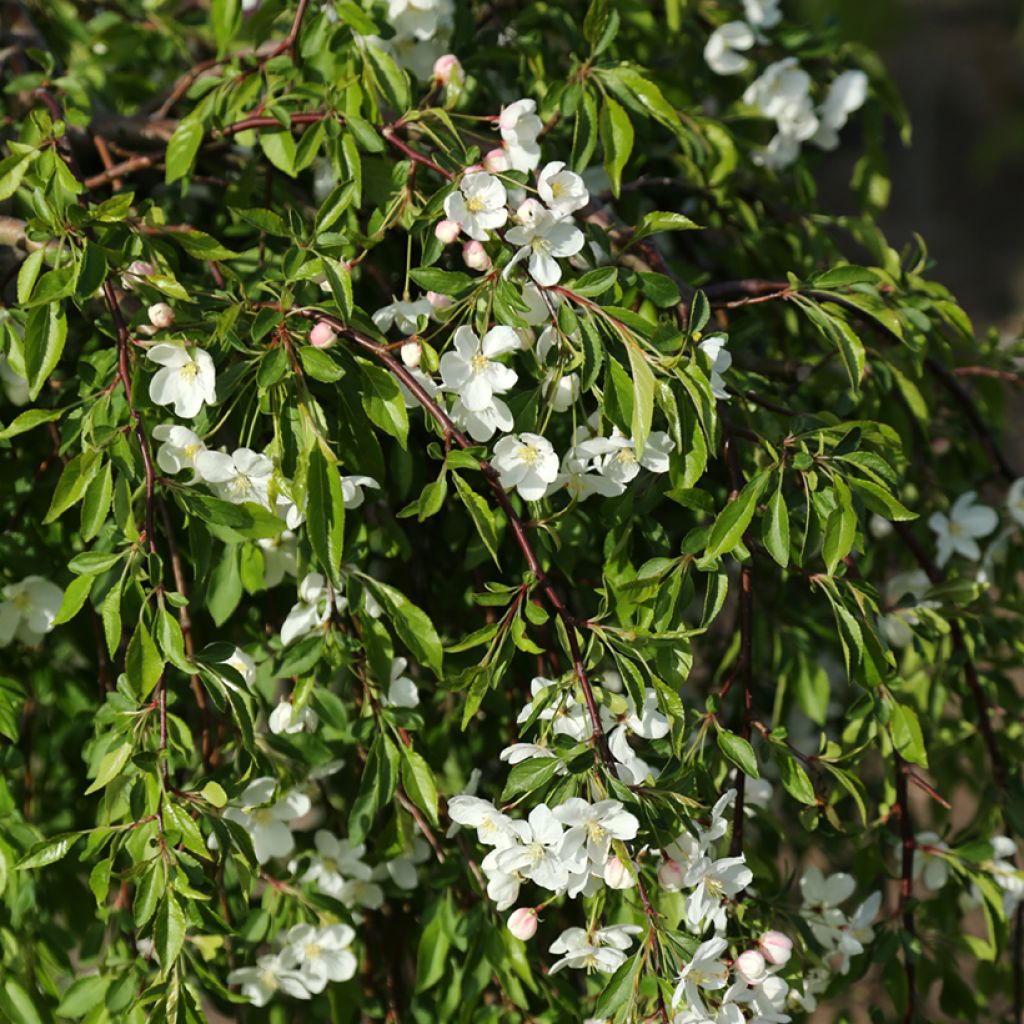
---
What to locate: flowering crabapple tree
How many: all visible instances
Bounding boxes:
[1,0,1023,1021]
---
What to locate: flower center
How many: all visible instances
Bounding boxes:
[322,857,339,874]
[703,875,724,898]
[947,521,963,537]
[184,443,200,459]
[253,808,274,825]
[614,448,637,466]
[517,444,540,466]
[586,821,607,843]
[304,943,321,960]
[12,592,31,611]
[180,360,199,381]
[466,195,487,213]
[227,476,249,497]
[470,353,489,374]
[528,842,546,865]
[531,236,552,255]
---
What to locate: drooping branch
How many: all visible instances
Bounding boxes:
[893,754,917,1023]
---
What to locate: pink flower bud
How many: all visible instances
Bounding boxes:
[309,321,337,349]
[483,148,511,173]
[463,163,485,174]
[735,949,768,985]
[506,907,538,941]
[400,340,422,369]
[426,291,452,312]
[462,240,491,272]
[657,858,684,892]
[603,856,636,890]
[758,930,793,966]
[147,303,175,329]
[432,54,463,86]
[434,219,461,244]
[122,260,155,291]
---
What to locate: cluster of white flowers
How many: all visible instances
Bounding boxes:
[657,790,753,932]
[914,832,1024,917]
[0,576,63,648]
[504,677,669,786]
[671,929,793,1024]
[703,3,868,170]
[927,489,998,567]
[227,923,358,1006]
[362,0,455,81]
[797,866,880,982]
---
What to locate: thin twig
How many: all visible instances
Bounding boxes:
[894,754,917,1022]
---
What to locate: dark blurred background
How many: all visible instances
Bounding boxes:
[814,0,1024,338]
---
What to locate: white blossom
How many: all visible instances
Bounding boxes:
[1007,478,1024,527]
[258,530,298,587]
[443,172,508,241]
[492,432,559,501]
[548,924,641,974]
[927,491,998,566]
[505,201,585,287]
[146,343,216,418]
[382,656,419,708]
[341,474,380,509]
[372,296,434,335]
[0,576,63,647]
[597,429,675,486]
[228,953,311,1006]
[812,70,869,150]
[222,777,311,864]
[684,853,753,929]
[450,395,515,441]
[913,830,951,892]
[744,0,782,29]
[499,98,543,172]
[195,448,273,506]
[537,161,590,216]
[0,355,30,405]
[447,795,520,848]
[280,572,347,645]
[153,423,207,478]
[671,936,731,1011]
[439,325,520,411]
[268,700,319,735]
[219,646,255,691]
[554,798,639,869]
[698,334,733,400]
[279,923,358,993]
[704,22,755,76]
[494,804,569,891]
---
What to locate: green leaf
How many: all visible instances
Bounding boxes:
[52,574,93,626]
[360,360,409,448]
[0,978,43,1024]
[500,755,563,801]
[599,96,633,198]
[891,701,928,767]
[212,0,242,54]
[43,449,101,524]
[177,492,284,539]
[84,741,133,795]
[56,975,110,1018]
[80,461,113,541]
[778,753,816,804]
[822,477,856,575]
[763,476,790,568]
[811,265,879,289]
[201,781,228,808]
[364,45,411,111]
[126,621,164,699]
[101,578,123,657]
[633,210,702,242]
[409,267,474,295]
[172,229,240,262]
[24,302,67,400]
[208,544,242,627]
[307,446,346,590]
[322,257,354,320]
[363,578,443,677]
[451,474,501,567]
[704,471,768,560]
[593,953,642,1018]
[572,267,618,298]
[0,151,33,203]
[0,406,63,440]
[165,114,205,184]
[847,476,916,521]
[315,180,357,234]
[258,130,298,177]
[625,342,654,458]
[717,729,759,778]
[235,206,289,235]
[16,832,81,869]
[299,345,345,382]
[17,248,45,305]
[155,892,187,973]
[400,748,439,827]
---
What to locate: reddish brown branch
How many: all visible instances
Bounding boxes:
[894,754,917,1022]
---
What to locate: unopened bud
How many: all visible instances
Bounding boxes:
[309,321,337,349]
[432,54,463,87]
[400,340,422,369]
[426,291,452,312]
[657,858,684,892]
[462,240,491,272]
[483,147,511,174]
[603,855,636,890]
[758,930,793,966]
[122,260,155,291]
[735,949,768,984]
[147,303,175,329]
[506,907,538,940]
[435,219,461,244]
